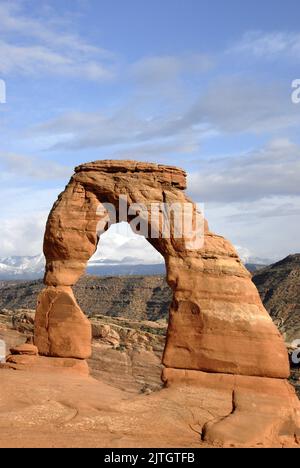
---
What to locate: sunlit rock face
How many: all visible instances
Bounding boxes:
[34,159,289,379]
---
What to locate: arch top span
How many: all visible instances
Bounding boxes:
[43,160,201,287]
[35,159,290,381]
[75,159,187,187]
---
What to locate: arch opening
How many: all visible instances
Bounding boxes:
[89,221,165,276]
[90,213,172,369]
[74,222,172,393]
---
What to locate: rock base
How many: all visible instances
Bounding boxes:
[2,355,89,376]
[162,368,300,447]
[37,159,290,379]
[35,286,92,359]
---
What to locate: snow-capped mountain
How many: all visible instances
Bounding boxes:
[0,253,165,280]
[0,254,45,280]
[0,250,271,280]
[234,246,273,266]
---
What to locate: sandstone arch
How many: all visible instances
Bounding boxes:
[34,160,290,380]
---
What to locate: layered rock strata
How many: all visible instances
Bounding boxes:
[33,160,299,445]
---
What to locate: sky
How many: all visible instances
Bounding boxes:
[0,0,300,264]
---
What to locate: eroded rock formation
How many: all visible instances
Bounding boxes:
[35,160,289,377]
[32,160,299,446]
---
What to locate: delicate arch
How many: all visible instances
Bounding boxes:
[34,160,289,379]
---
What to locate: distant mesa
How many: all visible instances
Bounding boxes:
[253,254,300,343]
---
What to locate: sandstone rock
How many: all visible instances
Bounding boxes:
[30,158,297,447]
[89,344,163,393]
[89,316,165,393]
[5,354,89,376]
[162,368,300,447]
[163,241,289,379]
[35,159,289,380]
[91,323,120,347]
[10,343,38,356]
[35,286,91,359]
[12,310,35,335]
[0,367,297,448]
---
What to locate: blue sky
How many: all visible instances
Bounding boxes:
[0,0,300,263]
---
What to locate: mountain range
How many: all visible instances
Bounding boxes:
[0,255,45,280]
[0,254,269,280]
[1,254,299,342]
[252,254,300,343]
[0,254,166,280]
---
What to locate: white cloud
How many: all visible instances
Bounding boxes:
[0,41,114,79]
[188,138,300,203]
[28,108,202,152]
[0,2,107,55]
[183,77,300,134]
[234,245,252,263]
[0,183,65,257]
[110,140,199,160]
[0,212,47,257]
[0,152,71,180]
[131,53,214,85]
[204,196,300,263]
[230,31,300,59]
[0,212,164,263]
[186,138,300,261]
[26,75,300,154]
[225,197,300,222]
[92,223,164,265]
[0,2,115,80]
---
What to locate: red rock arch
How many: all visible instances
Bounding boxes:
[34,160,289,379]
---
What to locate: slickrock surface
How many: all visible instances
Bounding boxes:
[163,369,300,447]
[4,355,90,376]
[0,309,299,447]
[2,308,300,398]
[89,315,165,393]
[0,368,298,448]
